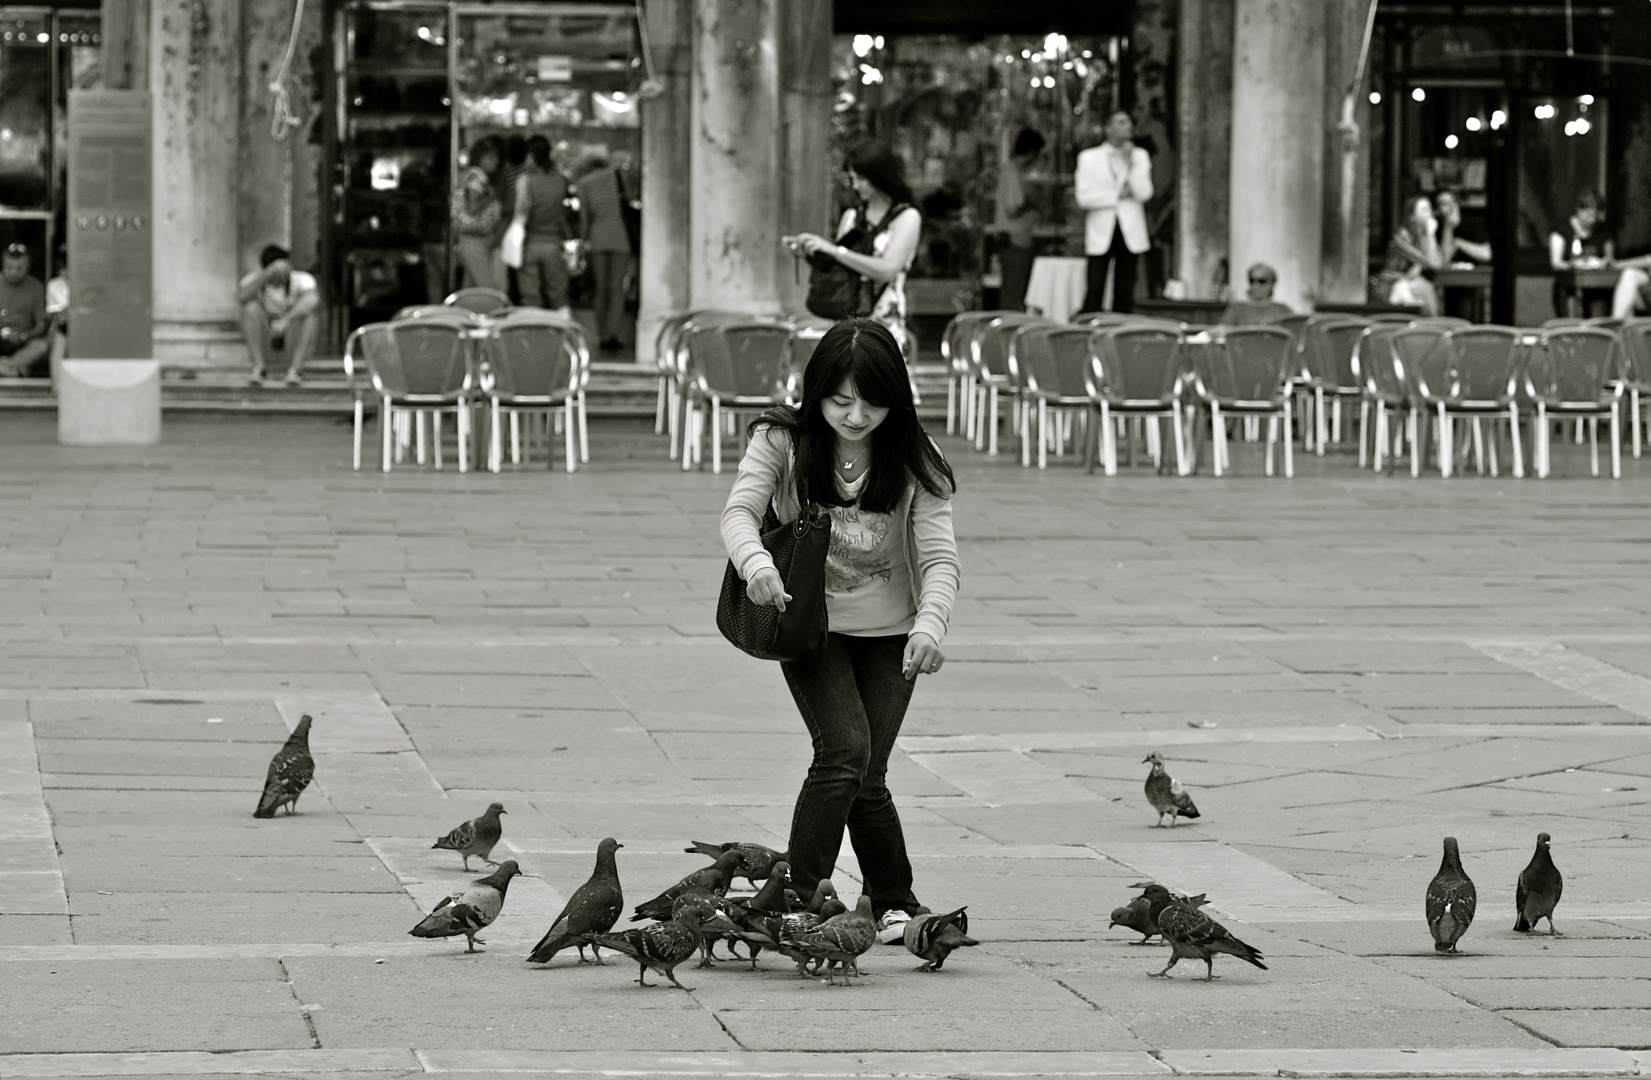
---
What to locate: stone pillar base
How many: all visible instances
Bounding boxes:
[57,359,162,445]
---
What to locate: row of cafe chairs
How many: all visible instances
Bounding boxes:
[343,299,591,473]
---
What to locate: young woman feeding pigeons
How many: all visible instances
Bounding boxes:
[721,317,960,941]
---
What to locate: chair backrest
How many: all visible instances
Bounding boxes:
[1202,325,1293,406]
[445,287,512,314]
[369,320,472,398]
[1388,325,1449,400]
[1351,324,1404,403]
[655,309,748,377]
[1527,326,1624,406]
[1302,315,1372,389]
[1072,311,1137,329]
[685,322,794,400]
[1367,311,1422,325]
[1267,312,1312,355]
[971,314,1048,384]
[1421,326,1523,405]
[1090,325,1184,406]
[395,304,482,326]
[342,322,393,391]
[1584,316,1625,332]
[482,320,585,399]
[1015,324,1094,400]
[942,310,1020,374]
[1411,316,1472,330]
[1542,316,1585,329]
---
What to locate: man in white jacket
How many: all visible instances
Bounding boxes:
[1074,110,1154,314]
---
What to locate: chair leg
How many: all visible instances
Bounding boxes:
[1436,404,1451,478]
[1632,388,1642,459]
[1314,388,1326,454]
[1021,401,1033,468]
[1409,408,1421,478]
[1283,400,1294,478]
[711,395,723,475]
[415,411,427,465]
[655,376,668,435]
[988,386,999,456]
[1486,419,1499,478]
[381,399,394,473]
[1102,403,1117,476]
[1211,403,1225,478]
[565,398,577,473]
[1611,402,1621,479]
[353,399,364,471]
[1172,405,1189,476]
[1358,401,1370,468]
[682,399,696,471]
[1589,417,1600,477]
[667,382,682,461]
[432,412,443,470]
[491,399,503,473]
[578,391,589,463]
[1373,404,1386,473]
[457,405,469,474]
[1509,404,1523,479]
[1471,417,1485,475]
[946,376,956,435]
[1036,400,1047,469]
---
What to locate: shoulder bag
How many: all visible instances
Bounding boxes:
[717,500,831,662]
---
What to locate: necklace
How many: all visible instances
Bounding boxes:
[840,447,868,470]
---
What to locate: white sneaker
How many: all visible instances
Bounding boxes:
[875,909,912,944]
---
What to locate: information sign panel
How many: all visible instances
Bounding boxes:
[68,90,152,360]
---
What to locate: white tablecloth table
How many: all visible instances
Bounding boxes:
[1023,256,1090,322]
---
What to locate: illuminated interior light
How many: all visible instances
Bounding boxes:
[1369,91,1381,105]
[852,34,873,58]
[1411,87,1426,102]
[1465,116,1481,131]
[1444,134,1459,149]
[1491,109,1507,128]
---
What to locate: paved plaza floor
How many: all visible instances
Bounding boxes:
[1,412,1649,1079]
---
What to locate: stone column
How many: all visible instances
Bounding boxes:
[1319,0,1372,304]
[151,0,243,365]
[1176,0,1233,299]
[636,0,693,368]
[777,0,832,314]
[689,0,783,315]
[1230,0,1327,312]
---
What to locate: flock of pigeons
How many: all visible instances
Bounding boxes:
[255,719,1568,986]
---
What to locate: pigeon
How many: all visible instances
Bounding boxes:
[630,850,742,922]
[783,895,878,985]
[721,861,795,966]
[408,860,521,953]
[685,840,787,887]
[903,906,977,972]
[730,877,841,973]
[1143,752,1200,827]
[669,886,728,968]
[1514,832,1562,935]
[1111,882,1210,944]
[1143,885,1267,980]
[527,837,624,965]
[253,714,315,818]
[582,906,734,989]
[1426,836,1478,953]
[431,802,506,870]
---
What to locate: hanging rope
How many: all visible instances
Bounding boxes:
[268,0,307,139]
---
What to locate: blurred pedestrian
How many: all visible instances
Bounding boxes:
[788,141,921,355]
[1436,189,1492,265]
[0,242,48,378]
[509,135,573,315]
[1075,110,1153,314]
[236,244,319,387]
[1379,195,1442,316]
[996,127,1045,312]
[453,136,506,293]
[1549,189,1612,318]
[720,317,958,925]
[574,148,633,351]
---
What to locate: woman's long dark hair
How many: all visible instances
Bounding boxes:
[752,319,954,514]
[846,140,916,208]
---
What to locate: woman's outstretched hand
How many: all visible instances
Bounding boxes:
[902,632,944,680]
[747,566,790,612]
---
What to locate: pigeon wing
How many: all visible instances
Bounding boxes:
[1169,777,1201,818]
[1159,903,1266,969]
[433,817,477,851]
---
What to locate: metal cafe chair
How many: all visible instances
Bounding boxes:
[1011,323,1099,470]
[1387,324,1451,477]
[1086,323,1190,476]
[444,287,513,315]
[476,311,590,473]
[681,321,795,474]
[941,310,1019,437]
[1299,315,1371,454]
[1192,324,1295,478]
[1348,323,1403,470]
[968,312,1048,456]
[1412,326,1524,479]
[1618,318,1651,457]
[343,322,392,472]
[364,319,476,473]
[657,310,755,461]
[1523,326,1626,479]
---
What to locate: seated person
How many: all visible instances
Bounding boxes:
[1378,195,1442,316]
[1548,188,1612,318]
[1611,258,1651,320]
[1219,261,1294,324]
[1436,189,1492,265]
[0,242,50,378]
[237,244,319,386]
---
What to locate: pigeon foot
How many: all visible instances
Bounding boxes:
[1147,970,1171,978]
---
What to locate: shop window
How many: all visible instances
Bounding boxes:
[831,32,1120,309]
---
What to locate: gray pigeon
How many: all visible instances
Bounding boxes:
[669,886,727,968]
[254,715,315,818]
[631,850,742,922]
[1143,752,1200,827]
[1143,885,1266,980]
[1426,836,1477,953]
[783,895,878,985]
[582,906,736,989]
[409,860,521,953]
[1111,882,1210,944]
[721,861,795,967]
[903,906,977,972]
[527,837,623,965]
[685,840,787,887]
[432,802,506,870]
[1514,832,1562,935]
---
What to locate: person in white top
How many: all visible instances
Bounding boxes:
[1074,110,1154,314]
[236,244,320,386]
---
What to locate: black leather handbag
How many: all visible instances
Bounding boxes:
[717,502,831,662]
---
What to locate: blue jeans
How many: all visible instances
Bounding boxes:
[781,632,920,915]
